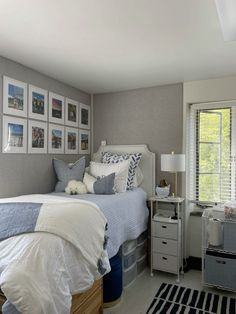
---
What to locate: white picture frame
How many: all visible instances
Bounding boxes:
[48,124,64,154]
[65,127,78,154]
[28,85,48,121]
[79,129,90,154]
[65,98,79,127]
[79,103,90,129]
[49,92,64,124]
[28,120,47,154]
[2,115,27,153]
[3,76,27,117]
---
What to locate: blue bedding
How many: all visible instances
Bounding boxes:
[0,202,41,242]
[52,188,149,258]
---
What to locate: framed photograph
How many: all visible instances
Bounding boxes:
[65,127,78,154]
[49,92,64,124]
[28,120,47,154]
[2,115,27,153]
[65,98,79,127]
[48,124,64,154]
[3,76,27,117]
[79,103,90,129]
[79,129,90,154]
[28,85,48,121]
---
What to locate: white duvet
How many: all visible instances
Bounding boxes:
[0,195,110,314]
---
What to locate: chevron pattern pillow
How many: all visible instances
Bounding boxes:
[102,152,142,190]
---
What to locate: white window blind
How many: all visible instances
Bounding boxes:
[188,101,236,204]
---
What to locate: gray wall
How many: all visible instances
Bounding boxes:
[0,56,90,198]
[93,83,183,191]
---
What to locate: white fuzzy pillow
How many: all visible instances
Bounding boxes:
[65,180,88,195]
[89,160,129,193]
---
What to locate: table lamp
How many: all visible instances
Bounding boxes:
[161,152,185,198]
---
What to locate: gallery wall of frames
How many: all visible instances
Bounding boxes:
[2,76,91,155]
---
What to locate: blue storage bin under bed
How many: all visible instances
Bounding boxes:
[103,253,123,304]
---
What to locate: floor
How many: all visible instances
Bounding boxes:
[104,268,236,314]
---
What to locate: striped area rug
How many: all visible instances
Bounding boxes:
[146,282,236,314]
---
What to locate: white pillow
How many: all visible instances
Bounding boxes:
[89,160,129,193]
[133,166,144,187]
[83,172,96,193]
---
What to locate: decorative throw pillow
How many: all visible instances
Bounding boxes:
[53,157,86,192]
[101,152,142,190]
[94,173,115,195]
[65,180,88,195]
[133,166,144,187]
[83,172,115,194]
[89,160,129,193]
[83,172,96,193]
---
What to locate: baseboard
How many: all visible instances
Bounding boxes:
[184,256,202,272]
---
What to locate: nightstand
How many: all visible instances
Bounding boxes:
[149,196,184,283]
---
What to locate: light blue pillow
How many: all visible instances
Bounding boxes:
[53,157,86,192]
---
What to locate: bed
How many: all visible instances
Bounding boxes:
[0,144,155,314]
[53,188,149,259]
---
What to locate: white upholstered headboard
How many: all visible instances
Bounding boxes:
[93,144,156,198]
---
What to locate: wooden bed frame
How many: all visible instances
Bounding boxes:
[0,144,155,313]
[0,291,5,313]
[0,279,102,314]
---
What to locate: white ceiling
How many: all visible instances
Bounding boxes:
[0,0,236,94]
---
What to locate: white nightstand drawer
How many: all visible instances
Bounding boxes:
[153,237,178,256]
[152,221,178,240]
[153,252,177,274]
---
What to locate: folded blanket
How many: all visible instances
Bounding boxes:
[0,195,109,314]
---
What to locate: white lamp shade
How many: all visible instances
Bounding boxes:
[161,154,185,172]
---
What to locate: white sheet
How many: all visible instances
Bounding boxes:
[0,195,110,314]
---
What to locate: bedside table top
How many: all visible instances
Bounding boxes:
[149,196,185,203]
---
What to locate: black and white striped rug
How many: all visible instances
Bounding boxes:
[146,282,236,314]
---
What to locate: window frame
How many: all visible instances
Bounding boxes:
[188,101,236,205]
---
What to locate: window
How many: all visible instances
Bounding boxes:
[188,102,236,204]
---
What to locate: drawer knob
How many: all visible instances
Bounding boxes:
[162,257,167,260]
[162,241,167,244]
[161,225,167,229]
[216,260,226,265]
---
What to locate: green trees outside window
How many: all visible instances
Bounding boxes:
[197,108,231,202]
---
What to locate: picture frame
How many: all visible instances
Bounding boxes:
[65,127,78,154]
[3,76,27,117]
[49,92,64,124]
[28,85,48,121]
[2,115,27,153]
[28,120,47,154]
[79,103,90,129]
[48,124,64,154]
[65,98,79,127]
[78,129,90,154]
